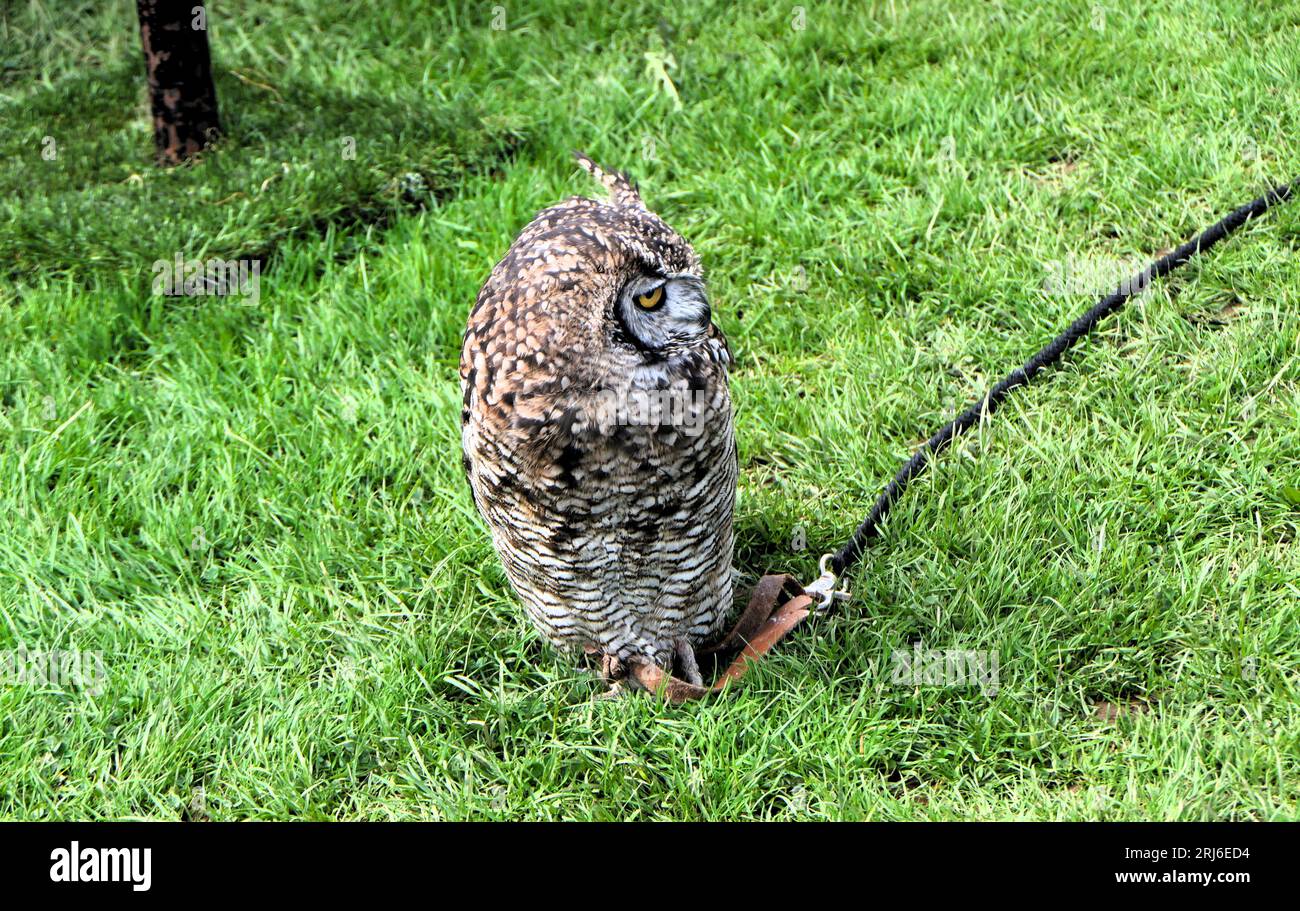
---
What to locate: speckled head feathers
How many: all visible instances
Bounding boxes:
[464,154,713,393]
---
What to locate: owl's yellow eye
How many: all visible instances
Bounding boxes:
[636,285,665,310]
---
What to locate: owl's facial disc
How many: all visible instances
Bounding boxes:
[615,272,711,356]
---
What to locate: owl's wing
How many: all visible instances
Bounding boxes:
[459,415,485,521]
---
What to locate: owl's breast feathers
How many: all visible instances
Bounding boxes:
[462,310,731,496]
[461,279,733,548]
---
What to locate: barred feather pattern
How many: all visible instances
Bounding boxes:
[460,157,736,667]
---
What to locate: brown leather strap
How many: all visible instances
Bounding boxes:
[697,574,806,656]
[626,574,814,704]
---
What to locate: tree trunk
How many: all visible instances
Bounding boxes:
[136,1,222,166]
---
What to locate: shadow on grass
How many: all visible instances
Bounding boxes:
[1,62,527,284]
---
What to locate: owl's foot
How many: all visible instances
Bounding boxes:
[584,644,627,685]
[585,643,702,693]
[673,639,704,687]
[594,680,628,700]
[600,653,626,682]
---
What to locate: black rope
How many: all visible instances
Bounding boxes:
[830,177,1299,576]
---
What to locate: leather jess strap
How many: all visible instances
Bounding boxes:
[623,574,815,704]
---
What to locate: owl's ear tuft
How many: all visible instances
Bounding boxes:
[573,151,645,210]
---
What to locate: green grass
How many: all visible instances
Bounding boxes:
[1,0,1297,820]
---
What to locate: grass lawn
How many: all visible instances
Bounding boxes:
[1,0,1297,820]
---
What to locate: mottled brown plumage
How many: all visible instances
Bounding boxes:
[460,154,736,681]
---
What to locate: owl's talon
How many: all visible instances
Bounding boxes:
[595,680,627,700]
[674,639,704,687]
[599,653,626,683]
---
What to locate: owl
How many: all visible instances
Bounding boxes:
[460,153,736,687]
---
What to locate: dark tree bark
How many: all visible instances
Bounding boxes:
[136,1,222,165]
